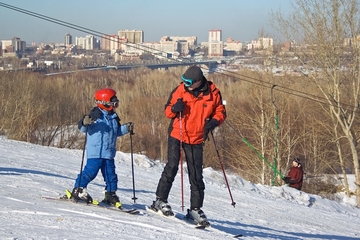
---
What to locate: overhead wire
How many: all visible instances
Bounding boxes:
[212,67,356,111]
[230,70,327,102]
[0,1,357,112]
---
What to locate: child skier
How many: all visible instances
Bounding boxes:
[71,88,134,208]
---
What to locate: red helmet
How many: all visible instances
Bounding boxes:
[94,88,119,111]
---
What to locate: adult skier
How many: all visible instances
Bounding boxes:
[151,65,227,226]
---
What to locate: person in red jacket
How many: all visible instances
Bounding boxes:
[150,65,226,226]
[283,157,304,190]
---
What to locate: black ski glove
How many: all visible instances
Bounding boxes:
[89,107,103,121]
[203,118,219,142]
[282,177,290,184]
[126,122,134,133]
[171,99,185,113]
[288,178,296,184]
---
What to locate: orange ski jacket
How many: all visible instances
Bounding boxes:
[165,81,226,145]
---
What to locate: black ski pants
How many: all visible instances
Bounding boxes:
[156,135,205,209]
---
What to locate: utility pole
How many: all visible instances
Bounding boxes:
[271,85,279,186]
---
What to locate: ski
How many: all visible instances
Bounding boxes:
[145,204,174,216]
[97,201,140,214]
[146,206,243,237]
[42,189,140,215]
[183,217,210,229]
[182,212,211,229]
[146,205,208,229]
[42,195,140,214]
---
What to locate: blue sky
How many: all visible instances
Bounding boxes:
[0,0,293,44]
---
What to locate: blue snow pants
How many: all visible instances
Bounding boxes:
[74,158,118,192]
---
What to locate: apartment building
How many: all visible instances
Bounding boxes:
[65,33,72,46]
[247,37,273,50]
[1,37,25,57]
[160,36,197,47]
[208,30,223,57]
[209,29,222,42]
[118,30,144,44]
[75,35,100,50]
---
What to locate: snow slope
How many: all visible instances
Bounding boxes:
[0,136,359,240]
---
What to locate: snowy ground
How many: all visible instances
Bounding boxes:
[0,136,359,240]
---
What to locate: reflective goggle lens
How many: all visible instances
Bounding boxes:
[110,101,119,108]
[109,95,119,108]
[181,75,194,87]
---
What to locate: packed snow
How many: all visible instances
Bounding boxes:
[0,136,359,240]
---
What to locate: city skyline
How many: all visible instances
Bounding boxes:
[0,0,293,45]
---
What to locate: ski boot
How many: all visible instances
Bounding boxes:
[150,198,174,216]
[70,187,93,204]
[186,208,210,227]
[103,191,122,209]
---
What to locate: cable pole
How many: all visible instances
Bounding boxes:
[271,85,279,186]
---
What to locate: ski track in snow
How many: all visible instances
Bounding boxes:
[57,208,175,234]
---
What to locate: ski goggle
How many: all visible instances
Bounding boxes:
[95,99,119,108]
[181,75,195,87]
[109,101,119,108]
[109,96,119,108]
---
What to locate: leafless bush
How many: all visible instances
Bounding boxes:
[303,174,343,200]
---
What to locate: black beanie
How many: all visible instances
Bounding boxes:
[183,66,204,81]
[293,157,301,164]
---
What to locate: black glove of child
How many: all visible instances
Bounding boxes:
[89,107,102,121]
[126,122,134,133]
[203,118,219,142]
[171,99,185,113]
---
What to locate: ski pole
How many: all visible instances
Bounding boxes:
[178,98,185,211]
[210,131,236,207]
[75,124,88,202]
[129,124,137,203]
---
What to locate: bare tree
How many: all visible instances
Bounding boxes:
[273,0,360,206]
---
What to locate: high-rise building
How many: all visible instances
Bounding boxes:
[118,30,144,44]
[65,33,72,46]
[102,34,116,50]
[101,34,127,51]
[12,37,21,53]
[75,35,99,50]
[208,42,223,57]
[11,37,25,56]
[177,41,189,56]
[208,30,223,57]
[208,29,222,42]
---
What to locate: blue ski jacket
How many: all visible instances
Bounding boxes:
[78,107,129,159]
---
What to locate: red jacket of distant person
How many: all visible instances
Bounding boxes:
[284,158,304,190]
